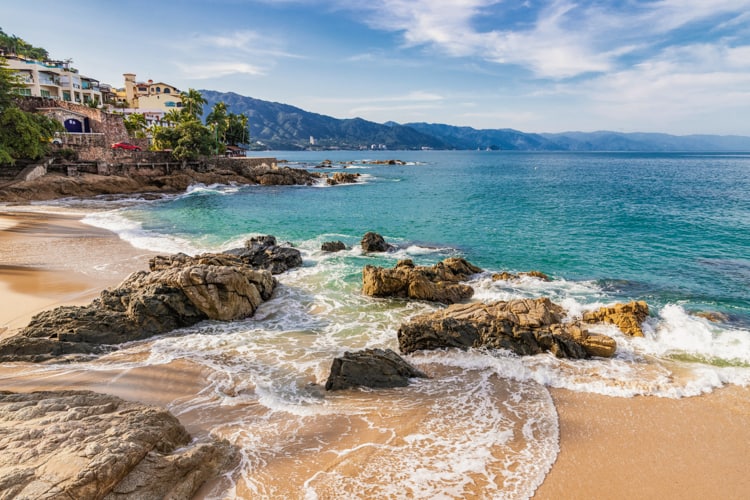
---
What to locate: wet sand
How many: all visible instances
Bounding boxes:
[0,208,154,335]
[2,207,749,499]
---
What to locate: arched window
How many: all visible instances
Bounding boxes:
[155,87,161,93]
[163,88,170,94]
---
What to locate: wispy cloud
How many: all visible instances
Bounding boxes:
[316,90,444,104]
[346,0,750,79]
[177,61,267,79]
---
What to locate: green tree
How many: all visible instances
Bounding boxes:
[0,107,62,164]
[123,113,147,138]
[225,112,249,146]
[162,109,183,126]
[153,118,214,160]
[206,102,228,144]
[0,57,21,112]
[180,88,207,120]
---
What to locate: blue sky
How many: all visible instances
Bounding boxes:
[4,0,750,135]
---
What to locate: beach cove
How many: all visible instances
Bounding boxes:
[1,150,749,498]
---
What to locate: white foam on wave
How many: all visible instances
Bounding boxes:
[181,182,242,197]
[82,210,206,255]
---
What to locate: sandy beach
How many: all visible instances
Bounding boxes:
[1,206,749,499]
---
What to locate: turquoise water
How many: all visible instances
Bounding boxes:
[126,150,750,321]
[78,150,750,498]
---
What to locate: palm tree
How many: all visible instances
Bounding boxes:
[162,109,183,127]
[179,88,207,120]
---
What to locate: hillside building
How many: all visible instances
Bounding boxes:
[4,55,103,106]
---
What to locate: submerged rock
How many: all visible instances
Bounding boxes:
[325,348,427,391]
[0,249,278,363]
[492,270,551,282]
[398,298,618,359]
[321,240,347,252]
[362,257,482,304]
[582,300,649,337]
[0,390,236,499]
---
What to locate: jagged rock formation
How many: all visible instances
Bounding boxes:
[398,298,618,359]
[0,247,281,363]
[492,270,551,282]
[179,235,303,275]
[360,231,393,252]
[321,240,346,252]
[582,301,650,337]
[326,172,360,185]
[0,390,236,499]
[362,257,482,304]
[0,165,323,203]
[325,348,427,391]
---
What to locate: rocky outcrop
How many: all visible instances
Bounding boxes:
[362,258,482,304]
[582,300,649,337]
[321,240,346,252]
[325,348,427,391]
[397,298,618,359]
[326,172,360,185]
[360,231,393,252]
[492,270,551,282]
[0,166,324,203]
[0,390,236,499]
[0,251,277,363]
[161,235,303,275]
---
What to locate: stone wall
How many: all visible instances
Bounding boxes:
[211,156,278,171]
[17,96,129,144]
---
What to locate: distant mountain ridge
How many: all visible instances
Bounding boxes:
[201,90,750,151]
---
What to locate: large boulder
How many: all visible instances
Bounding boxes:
[398,298,618,359]
[360,232,393,252]
[362,257,482,304]
[222,235,303,274]
[0,252,277,363]
[0,390,236,499]
[325,348,427,391]
[582,300,649,337]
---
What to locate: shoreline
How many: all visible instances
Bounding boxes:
[0,207,155,334]
[1,206,749,498]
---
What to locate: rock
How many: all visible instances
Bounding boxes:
[325,348,427,391]
[397,298,618,359]
[174,235,303,275]
[0,252,277,363]
[582,300,649,337]
[362,257,481,304]
[692,310,730,323]
[360,231,393,252]
[321,240,347,252]
[326,172,360,185]
[0,166,324,203]
[0,390,236,499]
[492,270,551,282]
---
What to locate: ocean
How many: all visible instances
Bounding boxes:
[70,150,750,497]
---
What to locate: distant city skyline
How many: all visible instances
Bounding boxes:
[4,0,750,135]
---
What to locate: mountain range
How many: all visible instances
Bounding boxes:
[201,90,750,152]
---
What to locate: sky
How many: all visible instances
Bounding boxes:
[4,0,750,135]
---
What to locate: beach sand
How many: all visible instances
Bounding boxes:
[1,207,749,499]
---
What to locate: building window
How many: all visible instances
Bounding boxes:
[16,88,31,96]
[63,91,71,101]
[40,89,51,98]
[155,87,161,93]
[163,88,170,94]
[165,101,175,107]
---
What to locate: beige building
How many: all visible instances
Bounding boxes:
[5,55,103,106]
[120,73,182,111]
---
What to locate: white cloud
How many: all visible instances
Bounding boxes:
[178,61,267,79]
[347,0,750,80]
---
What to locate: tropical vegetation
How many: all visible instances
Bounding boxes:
[150,89,249,160]
[0,56,62,165]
